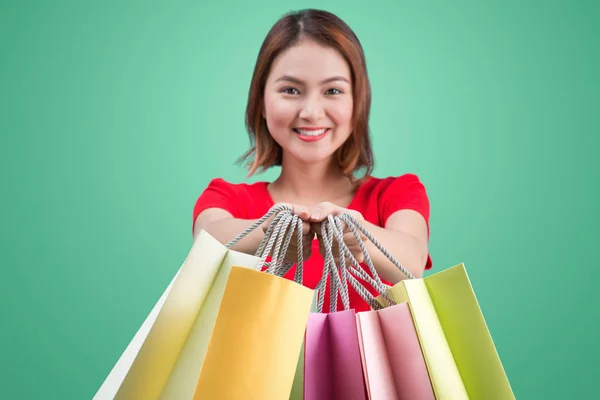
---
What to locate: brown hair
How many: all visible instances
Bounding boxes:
[237,9,374,180]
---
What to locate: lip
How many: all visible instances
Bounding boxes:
[293,127,330,142]
[295,127,330,130]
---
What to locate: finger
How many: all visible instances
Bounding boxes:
[301,221,312,236]
[310,202,335,222]
[341,220,350,232]
[342,231,357,243]
[292,204,311,221]
[350,247,365,263]
[303,230,314,242]
[261,215,275,233]
[310,221,323,236]
[342,227,366,245]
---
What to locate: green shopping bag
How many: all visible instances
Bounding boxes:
[381,263,515,400]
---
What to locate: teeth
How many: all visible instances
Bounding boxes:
[295,128,328,136]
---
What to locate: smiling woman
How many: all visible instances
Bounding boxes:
[262,40,355,167]
[192,9,431,313]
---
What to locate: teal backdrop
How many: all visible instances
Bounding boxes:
[1,0,598,398]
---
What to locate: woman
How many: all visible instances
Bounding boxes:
[192,9,431,312]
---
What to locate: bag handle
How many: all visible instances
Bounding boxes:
[225,205,305,284]
[336,212,415,280]
[317,213,417,310]
[317,218,350,312]
[313,215,386,312]
[225,205,414,309]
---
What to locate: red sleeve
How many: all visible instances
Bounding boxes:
[192,178,240,231]
[378,174,432,269]
[378,174,429,227]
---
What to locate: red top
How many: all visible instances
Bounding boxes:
[192,174,432,312]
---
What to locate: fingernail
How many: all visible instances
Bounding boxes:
[311,212,321,220]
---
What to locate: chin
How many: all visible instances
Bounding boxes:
[288,149,337,165]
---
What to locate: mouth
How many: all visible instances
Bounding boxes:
[292,128,330,142]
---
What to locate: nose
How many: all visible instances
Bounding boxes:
[298,94,325,121]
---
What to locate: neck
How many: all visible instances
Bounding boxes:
[271,154,356,201]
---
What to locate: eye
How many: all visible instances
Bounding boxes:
[281,87,300,95]
[326,88,343,95]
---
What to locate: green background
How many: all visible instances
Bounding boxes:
[1,0,598,398]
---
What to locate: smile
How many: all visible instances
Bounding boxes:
[293,128,330,142]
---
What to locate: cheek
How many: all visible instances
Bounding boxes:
[264,95,297,129]
[331,99,354,128]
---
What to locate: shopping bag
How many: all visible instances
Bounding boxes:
[96,204,310,399]
[95,230,228,399]
[327,229,433,400]
[303,309,367,400]
[327,213,514,400]
[93,268,181,400]
[356,303,434,400]
[94,230,262,400]
[289,294,317,400]
[300,216,368,400]
[158,250,261,399]
[193,265,314,399]
[381,263,515,400]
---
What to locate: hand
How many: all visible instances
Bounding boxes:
[309,202,367,265]
[261,203,313,263]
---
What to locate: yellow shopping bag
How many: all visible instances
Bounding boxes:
[193,266,314,399]
[95,205,312,400]
[158,249,262,399]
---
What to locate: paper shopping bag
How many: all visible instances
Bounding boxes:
[158,250,261,399]
[95,230,260,400]
[304,310,367,400]
[382,263,515,400]
[93,268,181,400]
[194,266,314,399]
[289,294,318,400]
[356,303,434,400]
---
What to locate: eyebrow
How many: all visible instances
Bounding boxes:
[274,75,350,85]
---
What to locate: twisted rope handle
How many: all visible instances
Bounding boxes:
[337,213,415,280]
[226,204,291,249]
[330,216,389,310]
[315,214,384,312]
[330,216,390,296]
[325,215,390,310]
[321,218,351,312]
[256,209,289,265]
[271,216,305,284]
[317,212,417,310]
[225,204,304,284]
[224,204,414,310]
[264,212,294,273]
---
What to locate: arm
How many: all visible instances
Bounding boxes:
[193,208,265,255]
[360,209,429,282]
[310,204,429,284]
[193,205,313,260]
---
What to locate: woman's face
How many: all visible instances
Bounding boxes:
[263,39,354,166]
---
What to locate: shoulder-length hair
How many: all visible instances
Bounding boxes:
[237,9,374,180]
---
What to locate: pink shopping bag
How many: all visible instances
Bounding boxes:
[356,302,434,400]
[304,309,367,400]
